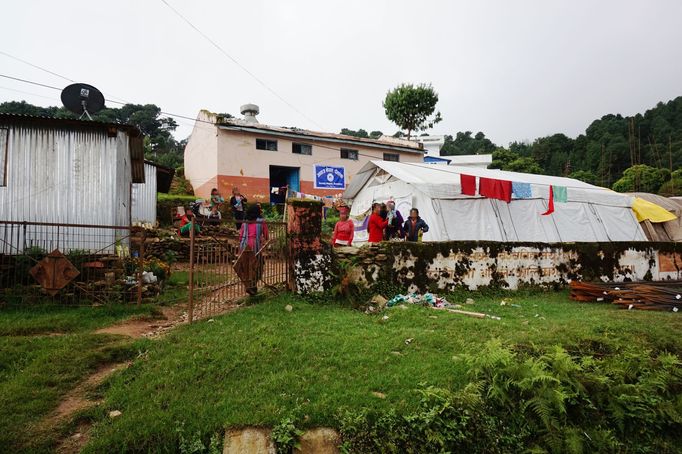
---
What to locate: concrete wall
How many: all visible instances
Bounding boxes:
[183,110,218,199]
[332,242,682,293]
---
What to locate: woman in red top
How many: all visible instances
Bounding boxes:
[332,206,354,247]
[367,203,388,243]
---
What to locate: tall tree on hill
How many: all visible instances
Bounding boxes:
[383,83,442,140]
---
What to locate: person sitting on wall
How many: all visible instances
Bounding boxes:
[208,188,224,224]
[384,200,404,240]
[368,202,388,244]
[403,208,429,242]
[179,210,201,237]
[230,187,247,230]
[331,205,354,247]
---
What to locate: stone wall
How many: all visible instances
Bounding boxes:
[334,241,682,293]
[287,200,335,293]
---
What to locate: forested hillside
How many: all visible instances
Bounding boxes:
[343,96,682,194]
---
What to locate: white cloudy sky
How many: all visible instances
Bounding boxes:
[1,0,681,145]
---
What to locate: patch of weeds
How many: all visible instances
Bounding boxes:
[272,411,305,454]
[176,422,222,454]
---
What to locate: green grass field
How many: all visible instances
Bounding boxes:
[0,303,161,452]
[77,290,682,453]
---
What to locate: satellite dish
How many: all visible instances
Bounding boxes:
[60,83,105,120]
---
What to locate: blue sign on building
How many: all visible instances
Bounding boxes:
[314,165,345,189]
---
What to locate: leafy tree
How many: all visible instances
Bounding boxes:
[489,147,543,174]
[441,131,497,156]
[568,170,597,185]
[657,169,682,196]
[611,165,669,193]
[488,148,519,169]
[340,128,369,138]
[383,83,442,139]
[505,157,543,174]
[369,130,383,139]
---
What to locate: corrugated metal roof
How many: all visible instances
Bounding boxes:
[0,113,145,183]
[144,160,175,193]
[214,116,424,154]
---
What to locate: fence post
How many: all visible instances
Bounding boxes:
[137,229,145,306]
[188,218,195,323]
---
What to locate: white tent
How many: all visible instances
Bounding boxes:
[344,161,647,243]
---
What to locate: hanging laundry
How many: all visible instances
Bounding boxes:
[460,174,476,196]
[511,182,532,199]
[553,185,568,203]
[479,177,512,203]
[541,186,555,215]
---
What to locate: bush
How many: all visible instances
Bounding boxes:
[338,340,682,453]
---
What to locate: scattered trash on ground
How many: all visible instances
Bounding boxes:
[372,391,386,399]
[385,293,501,320]
[404,338,414,345]
[570,281,682,311]
[285,304,293,312]
[386,292,453,308]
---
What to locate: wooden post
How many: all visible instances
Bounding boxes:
[188,218,195,323]
[136,229,145,306]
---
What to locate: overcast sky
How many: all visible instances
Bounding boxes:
[1,0,681,145]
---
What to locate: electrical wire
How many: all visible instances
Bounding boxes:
[0,70,612,195]
[0,50,73,82]
[158,0,325,131]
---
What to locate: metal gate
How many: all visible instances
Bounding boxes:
[187,220,289,322]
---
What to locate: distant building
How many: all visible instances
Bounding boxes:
[411,134,492,169]
[183,105,425,203]
[414,134,445,158]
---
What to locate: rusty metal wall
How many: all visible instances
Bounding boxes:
[132,162,157,224]
[0,124,132,251]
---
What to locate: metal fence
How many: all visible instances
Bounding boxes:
[0,220,148,305]
[188,220,290,322]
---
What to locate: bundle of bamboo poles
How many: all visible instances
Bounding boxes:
[569,281,682,311]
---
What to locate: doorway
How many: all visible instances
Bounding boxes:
[269,165,300,204]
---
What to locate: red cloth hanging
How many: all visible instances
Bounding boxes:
[460,174,476,195]
[541,186,555,215]
[479,177,512,203]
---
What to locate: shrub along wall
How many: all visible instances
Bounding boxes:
[328,241,682,293]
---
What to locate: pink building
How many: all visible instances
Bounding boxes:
[183,105,424,203]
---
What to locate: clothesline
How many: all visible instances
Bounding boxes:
[400,162,619,193]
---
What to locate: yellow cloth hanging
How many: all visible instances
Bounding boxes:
[631,197,677,223]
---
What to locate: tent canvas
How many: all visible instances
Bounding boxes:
[344,161,647,243]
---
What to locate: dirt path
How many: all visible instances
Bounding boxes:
[51,299,243,452]
[50,304,187,452]
[34,361,131,454]
[94,304,187,338]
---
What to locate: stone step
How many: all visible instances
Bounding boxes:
[223,427,339,454]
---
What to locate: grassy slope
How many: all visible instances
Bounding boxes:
[84,291,682,452]
[0,303,160,452]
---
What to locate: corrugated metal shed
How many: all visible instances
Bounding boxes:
[0,114,144,252]
[132,163,157,224]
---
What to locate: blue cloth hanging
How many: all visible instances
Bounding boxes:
[512,182,532,199]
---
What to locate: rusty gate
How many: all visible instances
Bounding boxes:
[187,220,289,322]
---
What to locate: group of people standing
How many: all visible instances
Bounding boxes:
[331,200,429,247]
[177,187,268,253]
